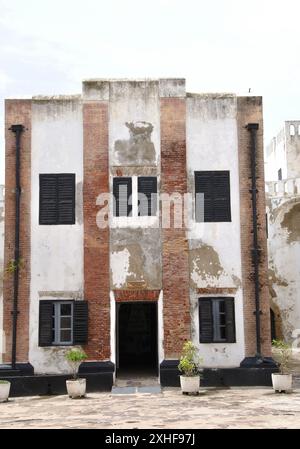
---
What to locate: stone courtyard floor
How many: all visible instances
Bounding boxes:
[0,387,300,429]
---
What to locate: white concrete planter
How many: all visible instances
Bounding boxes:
[66,378,86,399]
[180,376,200,394]
[272,373,293,393]
[0,381,11,403]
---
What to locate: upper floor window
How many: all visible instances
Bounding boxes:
[278,168,282,181]
[195,171,231,222]
[113,176,157,217]
[39,174,75,225]
[199,297,236,343]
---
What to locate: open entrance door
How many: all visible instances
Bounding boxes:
[116,302,158,377]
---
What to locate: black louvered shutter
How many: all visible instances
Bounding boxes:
[39,175,57,224]
[138,177,157,216]
[113,177,132,217]
[40,174,75,225]
[57,174,75,224]
[199,299,213,343]
[195,172,213,222]
[212,172,231,222]
[225,298,236,343]
[73,301,88,345]
[39,301,53,347]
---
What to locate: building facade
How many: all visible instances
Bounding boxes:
[1,79,275,392]
[266,122,300,344]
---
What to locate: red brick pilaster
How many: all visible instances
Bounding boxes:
[3,100,31,363]
[237,96,272,357]
[160,98,191,359]
[83,102,110,360]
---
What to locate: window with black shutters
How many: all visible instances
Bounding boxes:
[39,300,88,347]
[138,177,157,216]
[195,171,231,222]
[39,174,75,225]
[199,297,236,343]
[113,177,132,217]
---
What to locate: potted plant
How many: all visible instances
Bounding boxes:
[0,380,11,403]
[178,341,203,394]
[271,339,293,393]
[65,348,87,399]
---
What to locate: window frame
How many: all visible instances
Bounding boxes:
[52,301,74,346]
[199,297,236,344]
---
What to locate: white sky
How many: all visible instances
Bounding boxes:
[1,0,300,183]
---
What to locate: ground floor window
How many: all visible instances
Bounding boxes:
[39,300,88,347]
[199,297,236,343]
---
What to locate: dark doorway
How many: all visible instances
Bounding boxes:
[270,308,276,342]
[116,302,158,377]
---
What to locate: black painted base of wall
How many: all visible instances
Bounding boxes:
[0,362,114,397]
[160,360,279,387]
[0,363,34,376]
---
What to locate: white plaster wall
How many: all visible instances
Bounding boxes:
[267,198,300,342]
[186,94,245,367]
[29,98,83,374]
[109,80,160,166]
[0,186,5,363]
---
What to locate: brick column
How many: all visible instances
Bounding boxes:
[3,100,31,364]
[83,101,110,360]
[237,96,272,359]
[160,98,191,359]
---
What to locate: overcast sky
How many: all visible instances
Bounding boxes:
[1,0,300,183]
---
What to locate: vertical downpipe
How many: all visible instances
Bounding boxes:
[247,123,262,359]
[9,124,25,370]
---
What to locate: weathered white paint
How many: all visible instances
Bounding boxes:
[110,248,131,289]
[159,78,186,98]
[0,186,5,363]
[267,191,300,342]
[109,80,160,167]
[186,93,245,366]
[29,98,83,374]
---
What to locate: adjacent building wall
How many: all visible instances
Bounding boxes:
[265,121,300,182]
[266,181,300,343]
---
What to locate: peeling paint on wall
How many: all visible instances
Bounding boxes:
[110,228,161,290]
[189,243,241,289]
[281,203,300,243]
[114,121,156,165]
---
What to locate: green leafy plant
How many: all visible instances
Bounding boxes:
[5,258,24,275]
[178,341,203,377]
[272,339,292,375]
[65,348,87,380]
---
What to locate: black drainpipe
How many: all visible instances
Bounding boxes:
[246,123,262,359]
[9,124,25,370]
